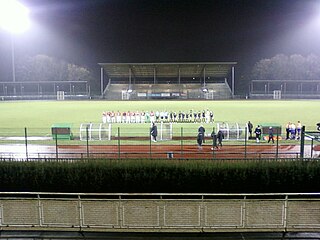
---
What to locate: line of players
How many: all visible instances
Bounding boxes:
[102,110,214,124]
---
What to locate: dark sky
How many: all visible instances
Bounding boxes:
[1,0,320,82]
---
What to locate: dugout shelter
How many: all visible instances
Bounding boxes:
[259,123,282,141]
[51,123,74,140]
[99,62,237,100]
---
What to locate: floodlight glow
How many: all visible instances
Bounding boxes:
[0,0,30,34]
[202,88,208,92]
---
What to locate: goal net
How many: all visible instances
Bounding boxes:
[159,122,173,140]
[79,123,111,141]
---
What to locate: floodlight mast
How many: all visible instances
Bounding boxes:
[0,0,30,95]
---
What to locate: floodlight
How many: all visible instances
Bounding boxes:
[202,88,208,92]
[127,89,133,93]
[0,0,30,34]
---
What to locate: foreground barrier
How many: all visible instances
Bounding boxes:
[1,192,320,233]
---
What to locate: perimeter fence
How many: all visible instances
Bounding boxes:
[0,125,317,160]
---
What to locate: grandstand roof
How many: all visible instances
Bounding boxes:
[98,62,237,78]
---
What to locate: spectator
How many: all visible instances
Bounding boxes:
[217,130,224,148]
[150,122,158,142]
[197,131,205,150]
[210,128,218,150]
[255,125,262,143]
[247,121,253,138]
[198,125,206,143]
[268,127,274,143]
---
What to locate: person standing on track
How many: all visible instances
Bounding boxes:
[268,127,274,144]
[211,128,218,150]
[197,132,204,150]
[197,125,205,150]
[150,122,158,142]
[247,121,253,138]
[198,125,206,143]
[255,125,262,143]
[217,130,224,148]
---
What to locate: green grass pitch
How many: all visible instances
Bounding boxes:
[0,100,319,136]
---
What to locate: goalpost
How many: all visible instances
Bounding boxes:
[159,122,173,140]
[79,123,111,141]
[215,122,248,141]
[57,91,65,100]
[273,90,281,100]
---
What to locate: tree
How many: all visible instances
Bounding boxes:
[251,58,272,80]
[251,54,320,81]
[16,54,93,82]
[67,64,92,81]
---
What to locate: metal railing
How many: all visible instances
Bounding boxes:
[0,126,309,160]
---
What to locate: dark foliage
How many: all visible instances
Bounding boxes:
[0,159,319,193]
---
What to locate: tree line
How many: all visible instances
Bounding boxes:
[251,54,320,80]
[16,54,93,82]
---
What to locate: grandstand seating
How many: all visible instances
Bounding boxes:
[104,83,232,100]
[205,83,232,99]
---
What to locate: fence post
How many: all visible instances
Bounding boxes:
[149,127,152,159]
[276,131,279,159]
[24,127,28,161]
[86,126,89,158]
[118,127,120,160]
[300,126,305,160]
[244,127,247,159]
[55,131,58,160]
[311,138,314,158]
[180,127,184,159]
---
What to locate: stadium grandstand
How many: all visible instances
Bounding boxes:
[98,62,237,100]
[249,80,320,99]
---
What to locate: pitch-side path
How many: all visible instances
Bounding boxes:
[0,143,317,160]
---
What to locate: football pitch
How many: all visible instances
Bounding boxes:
[0,99,318,159]
[0,100,318,131]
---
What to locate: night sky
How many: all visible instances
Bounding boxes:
[1,0,320,85]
